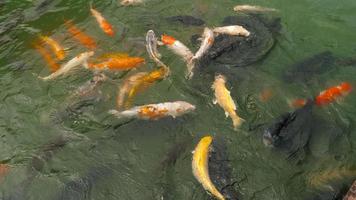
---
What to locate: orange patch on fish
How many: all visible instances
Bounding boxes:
[0,164,10,179]
[88,56,145,71]
[34,43,60,72]
[290,98,307,108]
[138,106,169,119]
[259,89,273,102]
[161,34,176,45]
[315,82,352,106]
[65,20,97,49]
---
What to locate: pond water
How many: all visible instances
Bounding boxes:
[0,0,356,199]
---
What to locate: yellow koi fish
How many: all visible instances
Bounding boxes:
[40,36,66,60]
[192,136,225,200]
[212,74,244,129]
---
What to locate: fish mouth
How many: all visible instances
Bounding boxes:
[262,130,276,147]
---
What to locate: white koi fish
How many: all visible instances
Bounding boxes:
[109,101,195,120]
[213,25,250,37]
[233,5,278,13]
[120,0,143,6]
[39,51,94,81]
[212,74,244,129]
[192,136,225,200]
[146,30,167,68]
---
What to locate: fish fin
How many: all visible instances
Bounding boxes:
[191,150,195,154]
[213,99,217,104]
[225,111,229,118]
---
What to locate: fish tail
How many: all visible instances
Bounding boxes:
[108,109,125,118]
[185,59,195,79]
[231,114,244,130]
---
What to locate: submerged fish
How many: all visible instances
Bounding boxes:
[263,100,313,162]
[125,66,169,108]
[0,164,10,180]
[70,73,107,99]
[315,82,352,106]
[212,74,244,130]
[39,51,94,80]
[109,101,195,120]
[146,30,167,68]
[90,6,115,37]
[40,35,66,60]
[34,43,60,72]
[161,34,194,78]
[192,136,225,200]
[308,167,356,189]
[120,0,143,6]
[166,15,205,26]
[213,25,250,37]
[88,55,145,71]
[233,5,278,13]
[65,20,97,49]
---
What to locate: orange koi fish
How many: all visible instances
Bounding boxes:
[315,82,352,106]
[90,6,115,37]
[125,66,170,108]
[40,36,65,60]
[259,88,273,102]
[34,43,60,72]
[88,55,145,71]
[65,20,97,49]
[290,98,307,108]
[0,164,10,180]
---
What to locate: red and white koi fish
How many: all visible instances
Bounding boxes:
[315,82,352,106]
[233,5,278,13]
[90,6,115,37]
[213,25,250,37]
[65,20,97,49]
[40,36,66,60]
[39,51,94,80]
[34,43,60,72]
[109,101,196,120]
[212,74,244,129]
[120,0,143,6]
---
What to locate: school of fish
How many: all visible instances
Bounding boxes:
[28,2,355,200]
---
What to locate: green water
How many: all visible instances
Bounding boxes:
[0,0,356,199]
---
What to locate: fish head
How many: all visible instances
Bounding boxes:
[177,101,196,112]
[200,136,213,146]
[215,74,227,83]
[262,128,280,147]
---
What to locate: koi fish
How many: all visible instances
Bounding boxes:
[308,167,356,189]
[90,6,115,37]
[108,101,195,120]
[116,72,148,109]
[125,66,169,108]
[289,98,307,108]
[344,180,356,200]
[188,27,214,79]
[146,30,167,68]
[70,73,107,99]
[233,5,278,13]
[213,25,250,37]
[39,51,94,80]
[40,35,66,60]
[87,55,145,71]
[34,43,60,72]
[0,164,10,180]
[259,88,273,102]
[212,74,244,129]
[65,20,97,49]
[192,136,225,200]
[120,0,143,6]
[315,82,352,106]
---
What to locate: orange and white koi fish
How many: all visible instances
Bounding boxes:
[233,5,278,13]
[65,20,97,49]
[87,55,145,71]
[161,34,194,79]
[116,72,148,109]
[315,82,352,106]
[39,51,94,80]
[212,74,244,129]
[40,36,66,60]
[213,25,250,37]
[109,101,195,120]
[120,0,143,6]
[90,6,115,37]
[34,43,60,72]
[146,30,167,68]
[124,66,170,108]
[192,136,225,200]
